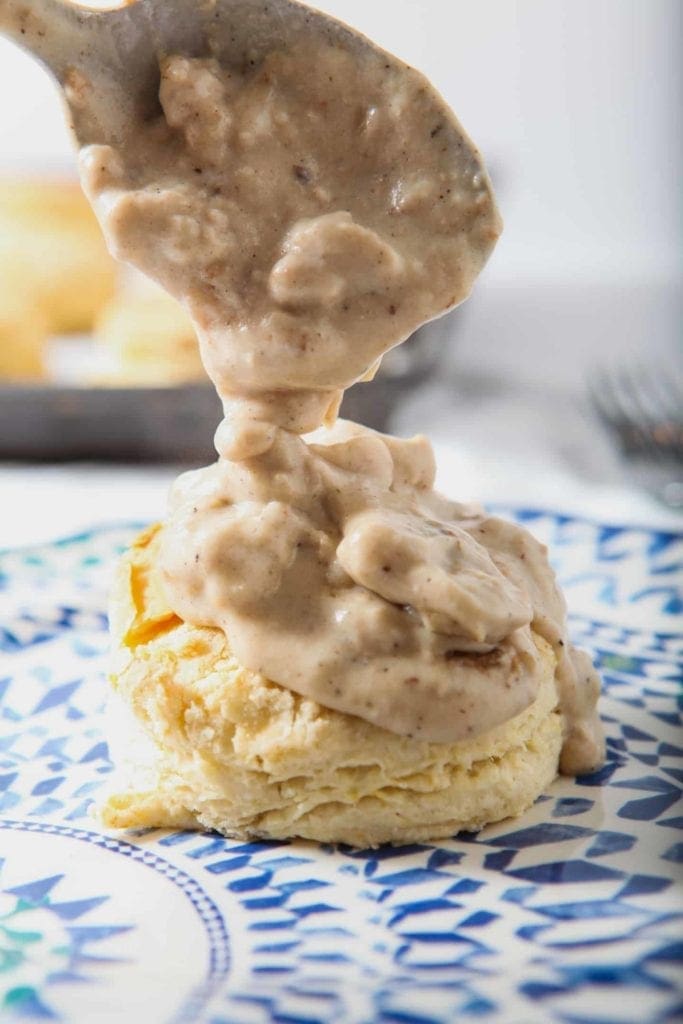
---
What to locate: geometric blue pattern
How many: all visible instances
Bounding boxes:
[0,820,229,1022]
[0,514,681,1023]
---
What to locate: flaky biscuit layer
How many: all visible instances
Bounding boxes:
[100,525,563,846]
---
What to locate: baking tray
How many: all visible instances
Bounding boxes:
[0,376,427,462]
[0,317,453,462]
[0,383,223,463]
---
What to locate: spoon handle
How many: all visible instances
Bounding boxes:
[0,0,164,145]
[0,0,104,81]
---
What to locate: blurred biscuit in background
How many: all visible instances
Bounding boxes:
[0,179,117,338]
[0,180,205,388]
[0,288,48,380]
[94,281,206,386]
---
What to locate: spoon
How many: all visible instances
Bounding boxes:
[0,0,392,147]
[0,0,500,419]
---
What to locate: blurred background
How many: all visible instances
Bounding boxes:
[0,0,681,537]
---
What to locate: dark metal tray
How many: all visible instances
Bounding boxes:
[0,384,222,463]
[0,376,424,463]
[0,319,451,462]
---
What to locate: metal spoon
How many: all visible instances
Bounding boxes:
[0,0,400,147]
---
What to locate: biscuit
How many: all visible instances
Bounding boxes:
[100,525,563,847]
[94,289,205,385]
[0,290,48,380]
[0,179,117,336]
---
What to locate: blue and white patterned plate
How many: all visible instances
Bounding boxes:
[0,512,681,1024]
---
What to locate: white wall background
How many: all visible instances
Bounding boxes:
[1,0,680,383]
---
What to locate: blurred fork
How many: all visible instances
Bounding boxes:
[589,357,683,509]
